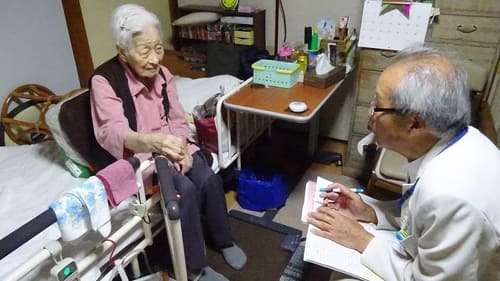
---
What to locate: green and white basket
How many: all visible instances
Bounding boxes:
[251,59,300,88]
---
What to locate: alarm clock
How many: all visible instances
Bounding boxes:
[221,0,239,10]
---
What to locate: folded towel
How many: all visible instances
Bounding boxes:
[50,176,111,241]
[96,159,137,207]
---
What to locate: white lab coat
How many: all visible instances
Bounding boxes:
[361,126,500,281]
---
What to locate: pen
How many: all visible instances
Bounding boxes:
[319,187,364,193]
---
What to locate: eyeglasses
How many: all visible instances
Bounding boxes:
[369,101,399,118]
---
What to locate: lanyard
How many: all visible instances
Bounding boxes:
[397,127,468,209]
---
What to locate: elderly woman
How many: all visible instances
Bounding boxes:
[89,4,246,281]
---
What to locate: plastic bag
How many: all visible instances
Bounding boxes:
[237,168,289,211]
[193,93,221,153]
[194,116,218,153]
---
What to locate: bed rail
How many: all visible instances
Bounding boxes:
[1,156,186,281]
[215,77,273,169]
[0,209,56,260]
[0,157,141,261]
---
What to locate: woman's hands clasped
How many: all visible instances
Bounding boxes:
[307,183,377,253]
[126,132,193,174]
[150,134,193,174]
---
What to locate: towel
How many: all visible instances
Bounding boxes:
[96,159,137,207]
[50,176,111,241]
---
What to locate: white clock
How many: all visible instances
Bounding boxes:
[221,0,239,10]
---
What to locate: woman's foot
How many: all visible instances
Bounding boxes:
[221,243,247,270]
[189,266,229,281]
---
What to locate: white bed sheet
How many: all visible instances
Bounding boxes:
[0,141,158,281]
[174,74,241,114]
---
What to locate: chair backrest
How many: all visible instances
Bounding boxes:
[57,90,116,171]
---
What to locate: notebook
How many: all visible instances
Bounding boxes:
[302,176,393,281]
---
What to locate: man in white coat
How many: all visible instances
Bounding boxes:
[309,45,500,281]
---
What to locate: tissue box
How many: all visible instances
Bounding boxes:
[303,65,346,88]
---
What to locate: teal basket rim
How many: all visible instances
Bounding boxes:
[252,59,300,88]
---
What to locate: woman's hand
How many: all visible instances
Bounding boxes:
[320,183,377,224]
[124,132,186,161]
[174,145,193,174]
[149,134,186,162]
[308,206,374,253]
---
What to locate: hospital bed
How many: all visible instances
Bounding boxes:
[0,141,183,281]
[0,74,271,281]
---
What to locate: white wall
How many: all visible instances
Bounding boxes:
[0,0,79,103]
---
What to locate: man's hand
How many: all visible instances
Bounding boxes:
[308,207,374,253]
[320,183,377,223]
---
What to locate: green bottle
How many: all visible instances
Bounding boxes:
[310,29,319,52]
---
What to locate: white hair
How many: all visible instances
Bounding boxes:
[110,4,163,51]
[390,45,471,138]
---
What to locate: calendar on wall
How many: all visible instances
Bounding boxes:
[358,0,433,51]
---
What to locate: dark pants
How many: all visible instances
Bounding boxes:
[160,150,233,270]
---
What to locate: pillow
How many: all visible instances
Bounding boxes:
[172,12,221,26]
[46,89,97,177]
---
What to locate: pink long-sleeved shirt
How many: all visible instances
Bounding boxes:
[90,62,198,183]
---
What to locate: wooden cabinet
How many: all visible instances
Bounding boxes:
[171,5,266,51]
[168,2,266,78]
[428,0,500,145]
[344,0,500,180]
[344,49,394,181]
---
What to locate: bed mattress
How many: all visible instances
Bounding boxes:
[0,141,159,281]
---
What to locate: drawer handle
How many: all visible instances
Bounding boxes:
[380,50,397,58]
[456,24,477,33]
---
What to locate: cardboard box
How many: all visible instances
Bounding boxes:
[234,28,254,46]
[319,37,353,54]
[303,65,346,88]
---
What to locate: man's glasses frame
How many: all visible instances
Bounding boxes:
[369,101,399,118]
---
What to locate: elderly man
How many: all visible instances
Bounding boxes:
[309,46,500,280]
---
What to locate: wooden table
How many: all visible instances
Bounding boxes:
[223,78,344,156]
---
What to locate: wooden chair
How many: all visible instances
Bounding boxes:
[1,84,63,145]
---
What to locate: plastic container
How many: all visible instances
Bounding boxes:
[251,59,300,88]
[237,168,289,211]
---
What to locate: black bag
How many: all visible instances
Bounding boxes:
[206,42,249,78]
[240,47,271,80]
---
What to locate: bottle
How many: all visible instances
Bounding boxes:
[297,50,308,73]
[310,29,319,52]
